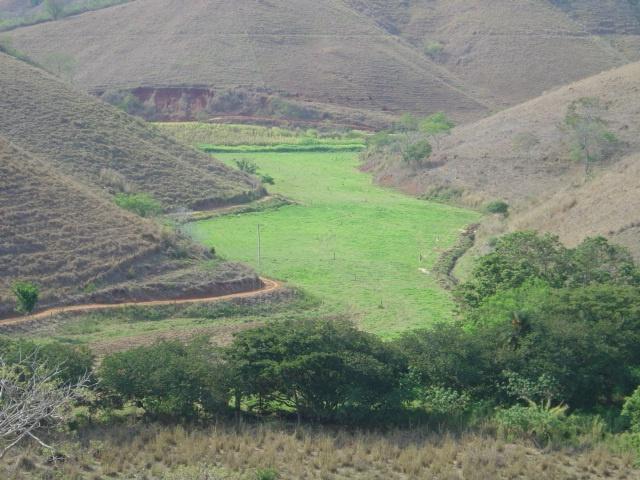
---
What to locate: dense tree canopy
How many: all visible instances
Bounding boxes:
[225,319,408,421]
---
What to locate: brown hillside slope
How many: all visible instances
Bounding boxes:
[6,0,489,121]
[0,53,261,211]
[513,152,640,258]
[345,0,633,107]
[368,61,640,203]
[365,61,640,256]
[0,137,259,317]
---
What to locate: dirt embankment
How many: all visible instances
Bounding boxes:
[95,86,394,130]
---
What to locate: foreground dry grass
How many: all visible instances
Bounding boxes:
[2,423,638,479]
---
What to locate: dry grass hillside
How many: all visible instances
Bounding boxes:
[0,0,131,18]
[5,0,490,122]
[514,152,640,258]
[6,1,639,119]
[0,53,261,211]
[345,0,636,107]
[0,137,260,318]
[365,60,640,257]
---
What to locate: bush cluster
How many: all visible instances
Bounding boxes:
[4,233,640,449]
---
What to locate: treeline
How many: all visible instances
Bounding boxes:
[4,233,640,450]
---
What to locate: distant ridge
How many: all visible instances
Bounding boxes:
[6,0,491,122]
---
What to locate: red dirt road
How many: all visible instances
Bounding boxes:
[0,278,281,328]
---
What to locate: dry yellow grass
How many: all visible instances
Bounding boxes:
[2,423,637,479]
[0,52,265,317]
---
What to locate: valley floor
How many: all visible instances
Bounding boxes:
[185,151,479,336]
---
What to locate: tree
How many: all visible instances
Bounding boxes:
[44,0,64,20]
[399,323,495,398]
[420,112,455,150]
[99,338,229,419]
[568,236,639,287]
[11,281,39,315]
[455,232,638,309]
[622,386,640,432]
[423,41,445,61]
[466,282,640,408]
[402,138,432,165]
[225,319,408,422]
[0,355,90,458]
[564,97,618,175]
[0,338,94,385]
[394,113,420,132]
[235,159,258,174]
[455,232,570,308]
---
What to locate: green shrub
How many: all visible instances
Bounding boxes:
[260,174,275,185]
[485,200,509,215]
[100,338,229,419]
[422,185,464,203]
[424,41,444,60]
[11,281,39,314]
[402,139,432,165]
[235,159,258,174]
[255,468,279,480]
[419,386,470,418]
[114,193,162,217]
[623,387,640,432]
[495,404,570,445]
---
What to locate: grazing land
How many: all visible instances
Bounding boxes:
[181,140,479,336]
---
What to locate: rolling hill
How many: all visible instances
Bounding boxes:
[4,0,491,122]
[513,152,640,258]
[0,137,260,318]
[6,0,639,122]
[0,52,261,211]
[345,0,637,107]
[0,52,262,317]
[365,60,640,257]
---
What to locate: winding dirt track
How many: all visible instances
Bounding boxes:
[0,278,282,328]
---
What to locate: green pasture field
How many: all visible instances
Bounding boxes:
[184,149,480,336]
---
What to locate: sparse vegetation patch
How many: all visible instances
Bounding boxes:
[114,192,162,217]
